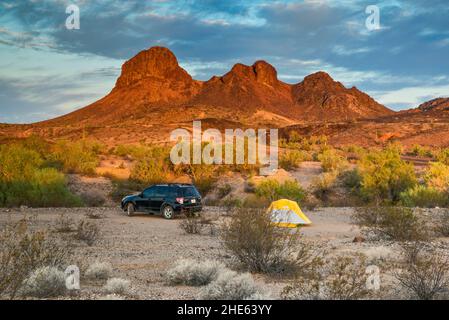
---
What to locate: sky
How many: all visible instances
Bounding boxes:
[1,0,449,124]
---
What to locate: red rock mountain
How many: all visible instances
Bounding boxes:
[2,46,395,144]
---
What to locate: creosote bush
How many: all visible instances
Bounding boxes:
[318,149,348,173]
[394,243,449,300]
[20,266,66,298]
[166,259,226,286]
[199,270,264,300]
[399,185,448,208]
[353,206,429,241]
[255,179,306,203]
[358,146,417,203]
[221,208,322,275]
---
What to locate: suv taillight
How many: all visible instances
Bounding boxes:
[176,197,184,204]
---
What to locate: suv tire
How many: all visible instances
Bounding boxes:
[162,205,174,219]
[126,203,135,216]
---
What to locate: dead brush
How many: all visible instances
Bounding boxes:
[0,218,71,299]
[352,206,430,241]
[394,242,449,300]
[179,213,204,235]
[282,254,371,300]
[221,208,323,276]
[53,214,75,233]
[74,219,100,246]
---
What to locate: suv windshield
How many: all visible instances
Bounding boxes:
[182,186,200,197]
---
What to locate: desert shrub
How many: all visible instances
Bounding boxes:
[411,145,433,157]
[424,162,449,191]
[53,214,75,233]
[217,184,232,199]
[353,206,429,241]
[221,208,322,275]
[282,254,370,300]
[255,179,306,203]
[436,148,449,165]
[358,147,417,203]
[50,140,99,175]
[0,144,82,208]
[20,266,66,298]
[341,169,362,190]
[312,171,337,201]
[179,214,204,235]
[79,190,106,207]
[394,243,449,300]
[74,220,100,246]
[85,262,113,280]
[166,259,226,286]
[318,149,348,173]
[279,150,304,170]
[130,157,169,185]
[199,270,263,300]
[103,278,130,295]
[399,185,448,208]
[0,219,70,298]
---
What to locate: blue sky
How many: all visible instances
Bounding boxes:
[1,0,449,123]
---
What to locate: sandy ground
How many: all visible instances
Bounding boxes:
[2,205,423,300]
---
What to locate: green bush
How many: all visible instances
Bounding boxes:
[358,147,417,203]
[255,179,306,203]
[424,162,449,192]
[436,149,449,165]
[0,144,82,207]
[50,140,99,175]
[400,185,448,208]
[279,150,305,170]
[318,149,347,173]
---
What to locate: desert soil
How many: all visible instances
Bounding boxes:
[2,205,438,300]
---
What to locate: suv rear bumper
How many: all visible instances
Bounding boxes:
[175,204,203,214]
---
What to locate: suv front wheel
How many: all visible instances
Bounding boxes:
[126,203,135,216]
[162,205,174,219]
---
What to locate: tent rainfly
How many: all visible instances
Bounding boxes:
[267,199,312,228]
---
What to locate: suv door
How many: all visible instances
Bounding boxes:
[136,186,155,210]
[149,186,168,211]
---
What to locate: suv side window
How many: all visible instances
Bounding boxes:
[168,186,181,198]
[142,187,155,198]
[153,186,168,197]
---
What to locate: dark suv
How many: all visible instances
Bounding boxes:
[120,184,202,219]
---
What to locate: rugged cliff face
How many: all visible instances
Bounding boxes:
[1,46,399,145]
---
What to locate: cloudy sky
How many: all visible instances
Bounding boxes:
[1,0,449,123]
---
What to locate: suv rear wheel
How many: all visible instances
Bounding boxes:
[162,205,174,219]
[126,203,135,216]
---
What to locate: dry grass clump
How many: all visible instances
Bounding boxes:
[103,278,130,295]
[74,220,100,246]
[85,262,113,280]
[20,266,66,298]
[221,208,322,275]
[179,213,204,235]
[394,243,449,300]
[282,254,371,300]
[0,218,70,298]
[166,259,226,286]
[352,206,430,241]
[53,214,75,233]
[199,270,265,300]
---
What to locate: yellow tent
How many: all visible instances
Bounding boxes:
[267,199,312,228]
